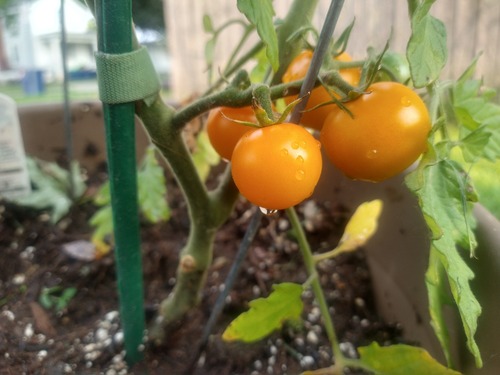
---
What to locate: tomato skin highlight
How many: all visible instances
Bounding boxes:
[231,123,323,210]
[206,106,257,161]
[282,50,361,131]
[320,82,431,182]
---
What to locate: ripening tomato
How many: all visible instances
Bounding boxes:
[320,81,431,182]
[231,123,322,210]
[206,106,257,161]
[282,50,361,131]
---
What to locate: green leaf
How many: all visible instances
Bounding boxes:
[425,249,454,366]
[90,146,170,248]
[10,158,85,223]
[89,205,113,241]
[468,159,500,220]
[39,286,77,312]
[138,146,171,223]
[459,128,492,163]
[407,2,447,87]
[237,0,279,71]
[406,154,482,367]
[202,14,214,33]
[358,342,462,375]
[452,80,500,161]
[222,283,303,343]
[192,130,220,182]
[406,156,477,252]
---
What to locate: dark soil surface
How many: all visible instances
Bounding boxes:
[0,165,406,375]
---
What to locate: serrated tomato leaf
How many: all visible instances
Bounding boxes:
[237,0,278,71]
[407,3,447,87]
[222,283,303,343]
[459,127,492,163]
[406,154,482,367]
[453,79,500,161]
[138,146,170,223]
[358,342,462,375]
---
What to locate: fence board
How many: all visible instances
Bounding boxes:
[165,0,500,100]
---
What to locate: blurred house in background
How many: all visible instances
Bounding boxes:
[0,0,170,87]
[4,0,96,83]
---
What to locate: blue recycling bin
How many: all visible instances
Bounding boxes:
[22,70,45,95]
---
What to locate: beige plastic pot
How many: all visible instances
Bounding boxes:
[315,154,500,374]
[17,101,150,173]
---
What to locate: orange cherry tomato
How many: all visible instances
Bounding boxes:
[206,106,256,161]
[320,82,431,182]
[282,50,361,131]
[231,123,322,210]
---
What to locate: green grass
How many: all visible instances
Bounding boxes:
[0,80,99,105]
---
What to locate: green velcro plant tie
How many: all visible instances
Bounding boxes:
[95,46,160,105]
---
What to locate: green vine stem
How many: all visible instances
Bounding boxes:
[172,69,356,131]
[287,207,375,374]
[286,207,343,363]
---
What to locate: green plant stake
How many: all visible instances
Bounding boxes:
[95,0,145,365]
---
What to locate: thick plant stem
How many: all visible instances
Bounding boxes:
[136,97,239,340]
[272,0,319,84]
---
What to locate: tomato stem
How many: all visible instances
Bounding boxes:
[286,207,345,365]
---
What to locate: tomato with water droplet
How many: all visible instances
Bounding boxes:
[231,123,322,210]
[320,81,431,182]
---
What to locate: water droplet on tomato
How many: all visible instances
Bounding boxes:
[280,148,289,157]
[259,207,278,215]
[296,155,304,163]
[401,96,411,107]
[366,149,378,159]
[295,169,305,180]
[300,140,307,148]
[291,142,299,150]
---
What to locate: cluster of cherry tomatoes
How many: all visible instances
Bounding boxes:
[206,50,431,211]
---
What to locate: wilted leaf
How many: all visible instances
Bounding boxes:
[222,283,303,342]
[314,200,383,262]
[358,342,462,375]
[339,199,383,252]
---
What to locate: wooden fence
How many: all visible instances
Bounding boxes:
[164,0,500,100]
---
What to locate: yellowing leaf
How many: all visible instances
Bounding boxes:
[339,199,383,251]
[358,342,462,375]
[313,200,383,262]
[222,283,303,343]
